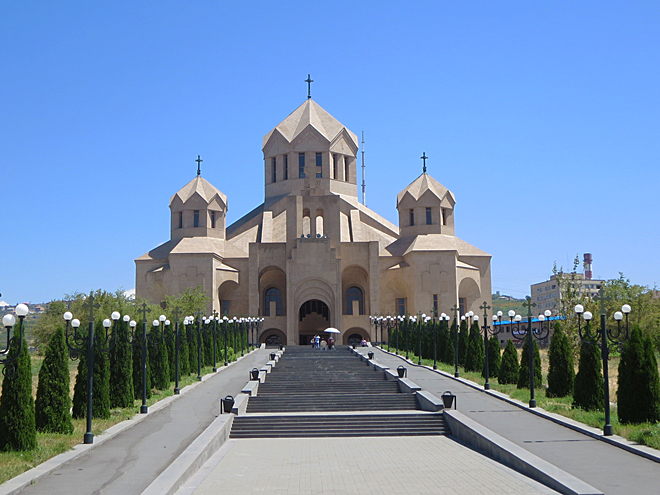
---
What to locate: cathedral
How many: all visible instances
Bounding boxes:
[135,97,492,346]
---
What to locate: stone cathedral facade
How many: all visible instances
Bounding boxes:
[136,99,492,346]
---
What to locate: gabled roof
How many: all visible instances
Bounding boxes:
[170,176,227,206]
[396,173,455,207]
[263,99,358,148]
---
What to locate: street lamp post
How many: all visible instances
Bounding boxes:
[575,290,630,436]
[450,304,460,377]
[211,310,219,372]
[63,295,118,444]
[417,313,425,365]
[1,303,29,373]
[223,315,229,366]
[510,297,546,408]
[479,301,495,390]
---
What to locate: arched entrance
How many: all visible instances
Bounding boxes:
[299,299,330,345]
[343,327,369,346]
[260,328,286,347]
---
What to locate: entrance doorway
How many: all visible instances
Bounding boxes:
[299,299,330,345]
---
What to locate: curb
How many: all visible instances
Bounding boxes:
[0,350,260,495]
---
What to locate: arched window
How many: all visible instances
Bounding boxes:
[346,286,364,315]
[264,287,283,316]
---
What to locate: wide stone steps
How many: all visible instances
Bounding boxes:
[246,394,419,413]
[231,413,446,438]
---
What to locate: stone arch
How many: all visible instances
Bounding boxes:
[342,265,369,315]
[343,327,369,345]
[293,278,335,318]
[302,208,311,237]
[315,208,324,237]
[259,266,286,316]
[147,281,169,306]
[458,277,481,315]
[260,328,286,346]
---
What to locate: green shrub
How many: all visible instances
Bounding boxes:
[132,341,151,400]
[178,322,190,376]
[149,331,170,390]
[573,342,604,411]
[546,322,575,398]
[498,340,519,384]
[0,338,37,451]
[617,325,660,424]
[458,319,468,366]
[109,320,134,408]
[443,322,456,366]
[486,336,501,379]
[465,321,484,373]
[517,339,542,389]
[35,327,73,434]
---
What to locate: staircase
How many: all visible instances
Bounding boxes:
[230,346,446,438]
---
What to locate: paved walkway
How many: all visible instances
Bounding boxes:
[17,348,269,495]
[356,347,660,495]
[179,435,557,495]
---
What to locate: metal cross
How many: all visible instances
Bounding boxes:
[83,293,101,323]
[137,302,151,323]
[171,307,181,323]
[421,152,428,173]
[594,287,610,315]
[480,301,491,320]
[196,155,203,176]
[450,304,460,320]
[305,74,314,99]
[523,296,536,317]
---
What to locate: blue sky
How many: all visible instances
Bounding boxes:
[1,1,658,304]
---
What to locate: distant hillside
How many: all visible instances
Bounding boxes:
[492,294,527,320]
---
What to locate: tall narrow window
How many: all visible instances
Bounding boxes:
[194,210,200,228]
[178,211,183,229]
[299,153,305,178]
[426,207,432,225]
[271,157,277,183]
[210,211,216,229]
[442,208,447,226]
[220,300,230,316]
[316,152,322,178]
[346,287,364,315]
[409,209,414,226]
[344,157,350,182]
[396,298,406,316]
[333,154,338,179]
[264,287,283,316]
[433,294,438,317]
[284,154,288,180]
[459,297,466,316]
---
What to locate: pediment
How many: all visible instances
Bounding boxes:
[262,128,290,155]
[290,125,330,152]
[329,128,359,155]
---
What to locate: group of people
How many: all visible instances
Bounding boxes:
[310,334,335,350]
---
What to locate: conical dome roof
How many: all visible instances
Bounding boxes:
[263,99,358,147]
[170,176,227,206]
[396,172,455,207]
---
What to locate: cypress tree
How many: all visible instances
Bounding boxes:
[0,337,37,451]
[617,325,660,424]
[573,342,604,411]
[187,324,196,373]
[92,336,111,419]
[149,331,170,390]
[203,324,213,367]
[109,320,134,409]
[498,340,519,385]
[35,327,73,433]
[465,321,484,373]
[546,322,574,398]
[517,339,542,389]
[443,322,456,365]
[178,322,190,377]
[486,336,501,379]
[72,349,87,419]
[165,323,176,381]
[458,319,468,366]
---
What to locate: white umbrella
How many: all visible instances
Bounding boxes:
[324,328,340,334]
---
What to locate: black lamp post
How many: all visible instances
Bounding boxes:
[575,290,630,436]
[480,301,501,390]
[417,313,424,365]
[170,307,182,394]
[222,315,229,366]
[536,310,552,348]
[1,303,29,373]
[432,314,440,370]
[510,297,547,408]
[63,295,118,444]
[394,316,402,355]
[211,310,219,372]
[194,310,203,381]
[450,304,460,378]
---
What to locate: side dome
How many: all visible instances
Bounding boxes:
[170,176,228,241]
[397,172,455,237]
